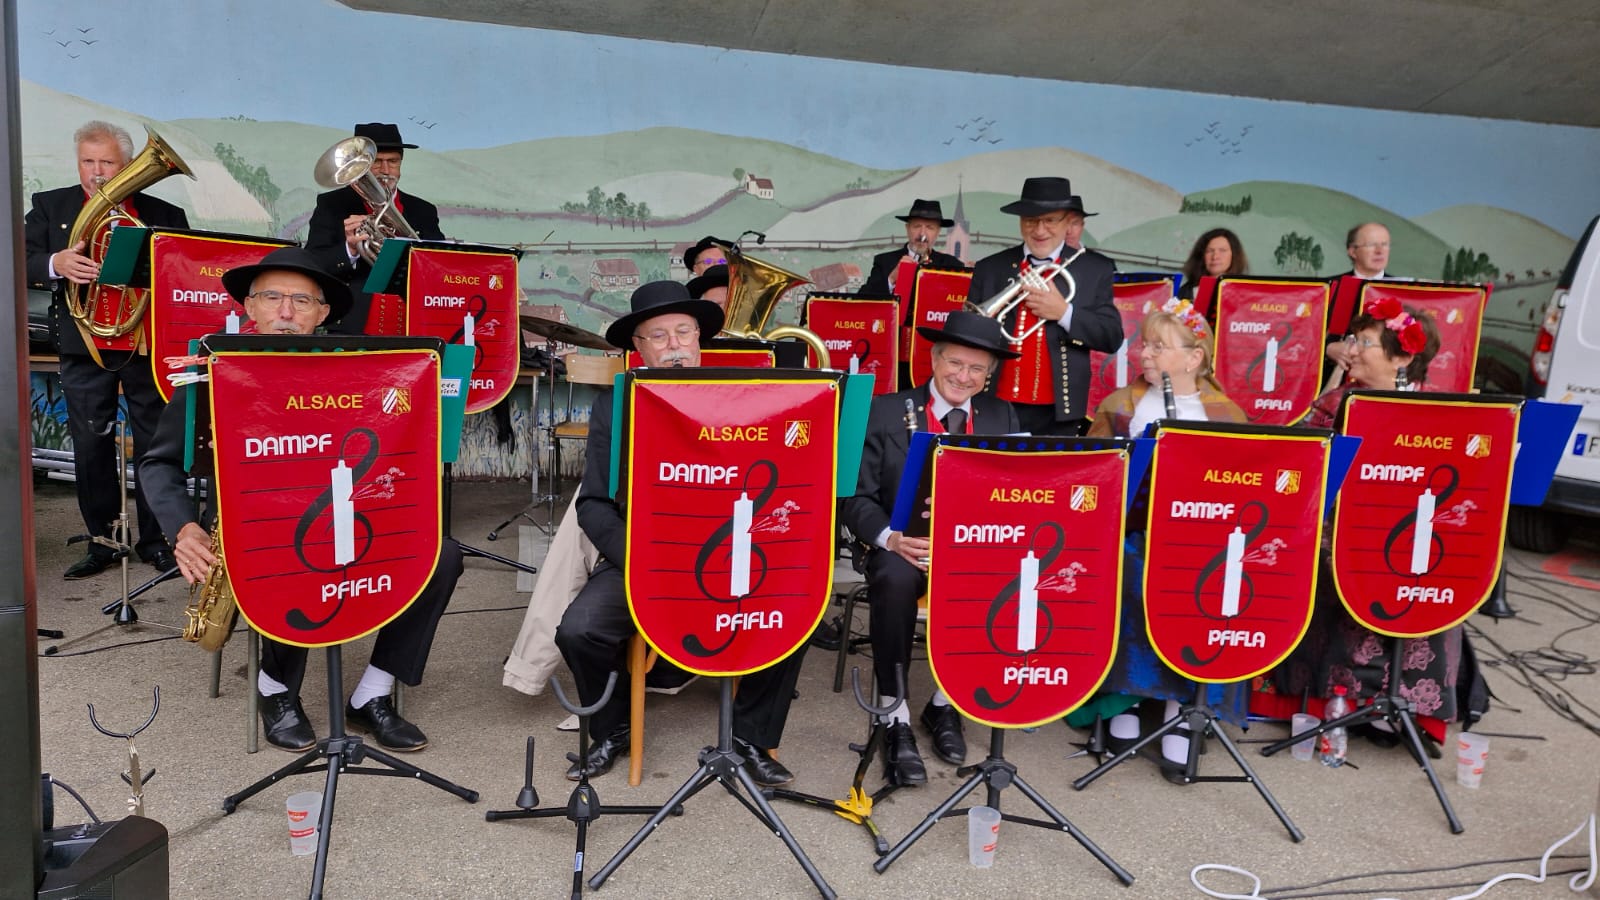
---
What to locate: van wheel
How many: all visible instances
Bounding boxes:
[1507,506,1566,553]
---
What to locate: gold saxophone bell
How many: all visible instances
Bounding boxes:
[719,245,832,367]
[314,136,420,264]
[64,127,195,364]
[183,524,237,653]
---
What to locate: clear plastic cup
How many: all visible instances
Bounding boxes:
[286,791,323,856]
[1456,732,1489,789]
[1290,713,1321,762]
[967,805,1000,867]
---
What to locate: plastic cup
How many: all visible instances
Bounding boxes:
[1290,714,1321,762]
[1456,732,1489,788]
[286,791,323,856]
[967,805,1000,868]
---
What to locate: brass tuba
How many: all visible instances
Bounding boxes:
[182,523,237,652]
[65,127,194,360]
[719,243,831,367]
[313,136,419,263]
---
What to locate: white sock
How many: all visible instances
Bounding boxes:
[1108,713,1140,741]
[1163,700,1190,764]
[930,691,950,708]
[349,665,396,708]
[879,696,911,725]
[258,670,289,697]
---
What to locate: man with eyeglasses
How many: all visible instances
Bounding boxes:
[967,177,1122,436]
[1327,222,1395,371]
[841,311,1021,785]
[139,247,463,754]
[554,281,809,787]
[25,119,191,579]
[861,199,965,295]
[306,123,445,334]
[683,235,731,277]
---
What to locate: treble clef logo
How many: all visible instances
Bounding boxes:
[1182,500,1269,668]
[974,522,1065,711]
[286,428,379,631]
[1244,321,1294,394]
[1371,464,1458,621]
[682,460,778,658]
[446,293,490,369]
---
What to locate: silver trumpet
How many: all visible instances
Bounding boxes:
[968,248,1084,343]
[313,136,419,264]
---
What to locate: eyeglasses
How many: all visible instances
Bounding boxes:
[1343,334,1381,350]
[1022,214,1080,228]
[695,257,727,268]
[1351,241,1390,250]
[1140,341,1196,355]
[247,290,325,311]
[635,325,699,347]
[935,356,992,379]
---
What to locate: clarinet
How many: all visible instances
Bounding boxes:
[1394,366,1410,391]
[904,397,919,436]
[1161,372,1178,419]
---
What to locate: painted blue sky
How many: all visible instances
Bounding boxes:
[20,0,1600,236]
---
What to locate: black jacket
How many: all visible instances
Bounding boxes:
[305,186,445,334]
[860,245,967,297]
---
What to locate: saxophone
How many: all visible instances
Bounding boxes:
[183,524,238,652]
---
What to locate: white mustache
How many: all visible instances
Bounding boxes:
[268,321,305,334]
[659,349,692,367]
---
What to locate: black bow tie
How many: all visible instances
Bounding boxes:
[1028,255,1054,265]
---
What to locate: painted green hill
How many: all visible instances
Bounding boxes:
[1413,205,1575,280]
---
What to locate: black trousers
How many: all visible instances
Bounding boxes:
[58,353,168,559]
[261,538,463,698]
[555,561,807,749]
[866,549,928,703]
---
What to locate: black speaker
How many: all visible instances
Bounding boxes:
[36,816,169,899]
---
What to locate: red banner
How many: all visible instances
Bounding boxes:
[208,349,442,646]
[908,268,974,386]
[146,233,289,401]
[805,295,897,390]
[1331,394,1518,637]
[1212,278,1329,426]
[1088,277,1172,416]
[1358,282,1488,392]
[926,446,1127,728]
[1143,427,1329,682]
[624,377,839,674]
[405,246,520,414]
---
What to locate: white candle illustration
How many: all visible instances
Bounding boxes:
[730,492,753,597]
[1263,337,1279,392]
[462,312,476,347]
[1410,488,1436,575]
[1221,526,1246,617]
[1017,551,1040,652]
[849,354,860,374]
[1115,339,1129,387]
[224,310,240,334]
[331,460,355,566]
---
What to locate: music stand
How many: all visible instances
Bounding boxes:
[484,672,665,897]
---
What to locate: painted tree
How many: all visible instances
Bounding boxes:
[1442,247,1499,283]
[1273,232,1324,274]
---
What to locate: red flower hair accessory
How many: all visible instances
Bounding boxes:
[1364,297,1425,355]
[1147,296,1209,343]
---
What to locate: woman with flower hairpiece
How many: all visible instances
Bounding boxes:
[1304,298,1440,428]
[1076,302,1247,784]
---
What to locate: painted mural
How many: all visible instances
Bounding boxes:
[20,0,1600,477]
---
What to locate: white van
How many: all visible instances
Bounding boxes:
[1514,215,1600,551]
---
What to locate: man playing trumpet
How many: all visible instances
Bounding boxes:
[861,198,965,295]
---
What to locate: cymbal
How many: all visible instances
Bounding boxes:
[518,315,614,351]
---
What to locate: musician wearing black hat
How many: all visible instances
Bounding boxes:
[841,311,1020,785]
[306,123,446,334]
[967,177,1122,436]
[138,247,463,755]
[860,199,966,296]
[683,235,731,276]
[554,281,808,787]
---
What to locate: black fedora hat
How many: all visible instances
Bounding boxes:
[353,122,418,151]
[682,235,729,271]
[999,177,1096,217]
[686,264,729,300]
[221,246,353,322]
[604,280,725,350]
[896,198,955,228]
[916,310,1020,360]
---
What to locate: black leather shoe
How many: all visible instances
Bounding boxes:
[346,696,428,752]
[808,615,843,651]
[736,738,794,787]
[259,692,316,752]
[63,553,112,580]
[1158,756,1192,786]
[143,547,178,573]
[567,726,629,781]
[920,701,967,766]
[882,721,927,786]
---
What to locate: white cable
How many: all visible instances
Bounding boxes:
[1189,863,1263,900]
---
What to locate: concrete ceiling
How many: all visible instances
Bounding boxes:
[345,0,1600,127]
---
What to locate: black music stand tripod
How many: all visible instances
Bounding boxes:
[588,676,837,900]
[1072,683,1304,841]
[220,644,480,899]
[488,350,564,539]
[874,723,1134,885]
[1260,632,1464,834]
[442,462,538,576]
[767,666,908,857]
[484,672,667,898]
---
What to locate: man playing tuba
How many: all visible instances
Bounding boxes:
[25,120,189,579]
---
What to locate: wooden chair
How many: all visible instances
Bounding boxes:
[623,635,750,786]
[552,353,626,488]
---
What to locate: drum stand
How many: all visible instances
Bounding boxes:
[589,677,837,900]
[443,462,538,576]
[220,644,480,899]
[484,673,665,898]
[488,354,563,539]
[1260,633,1463,834]
[874,726,1134,885]
[1073,684,1304,842]
[767,666,908,856]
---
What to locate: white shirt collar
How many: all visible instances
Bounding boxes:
[927,383,970,421]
